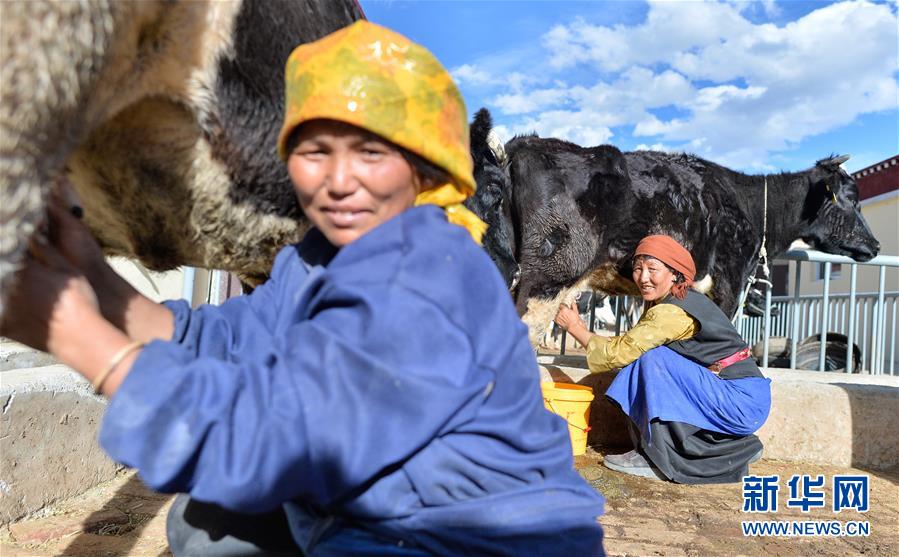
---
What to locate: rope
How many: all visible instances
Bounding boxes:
[734,177,773,322]
[759,176,771,281]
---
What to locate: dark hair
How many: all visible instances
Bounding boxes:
[632,254,686,284]
[284,121,452,189]
[398,148,452,189]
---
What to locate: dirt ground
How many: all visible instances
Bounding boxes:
[2,450,896,557]
[578,448,898,556]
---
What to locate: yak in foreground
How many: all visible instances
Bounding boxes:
[1,0,363,317]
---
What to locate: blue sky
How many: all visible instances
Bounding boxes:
[362,0,898,174]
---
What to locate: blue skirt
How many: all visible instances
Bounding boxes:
[605,346,771,445]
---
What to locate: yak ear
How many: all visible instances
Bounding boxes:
[470,107,508,166]
[817,154,851,168]
[470,108,494,150]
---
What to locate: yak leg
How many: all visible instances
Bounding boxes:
[522,278,594,350]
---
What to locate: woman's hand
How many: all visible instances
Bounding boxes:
[48,182,108,282]
[1,235,100,355]
[554,302,594,349]
[554,302,586,332]
[2,229,137,395]
[43,181,174,343]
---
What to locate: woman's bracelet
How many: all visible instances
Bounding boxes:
[93,341,145,395]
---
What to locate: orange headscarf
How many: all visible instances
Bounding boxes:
[277,20,486,243]
[634,235,696,300]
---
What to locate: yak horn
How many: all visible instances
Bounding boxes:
[486,129,507,164]
[824,154,851,166]
[832,154,850,165]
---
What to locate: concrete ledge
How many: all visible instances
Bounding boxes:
[537,354,899,470]
[1,363,119,525]
[2,343,895,525]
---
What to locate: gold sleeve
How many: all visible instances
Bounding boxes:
[585,303,698,373]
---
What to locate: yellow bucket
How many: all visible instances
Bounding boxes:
[541,382,594,456]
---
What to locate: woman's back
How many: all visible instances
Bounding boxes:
[663,290,762,379]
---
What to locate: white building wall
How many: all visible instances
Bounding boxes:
[106,257,214,307]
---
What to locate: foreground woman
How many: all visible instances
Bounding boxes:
[3,21,604,556]
[555,235,771,484]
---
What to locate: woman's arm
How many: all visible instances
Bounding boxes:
[3,185,285,398]
[88,263,175,344]
[99,282,488,513]
[585,304,697,373]
[49,187,285,366]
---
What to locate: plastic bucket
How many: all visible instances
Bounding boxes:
[541,382,594,456]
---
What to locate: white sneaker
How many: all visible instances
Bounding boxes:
[603,450,668,481]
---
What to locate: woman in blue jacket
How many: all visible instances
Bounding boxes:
[3,21,605,557]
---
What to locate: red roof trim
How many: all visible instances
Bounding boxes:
[852,156,898,201]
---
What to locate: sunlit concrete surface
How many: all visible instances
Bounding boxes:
[538,354,899,469]
[1,341,119,524]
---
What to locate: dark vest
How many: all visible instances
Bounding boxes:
[663,290,763,380]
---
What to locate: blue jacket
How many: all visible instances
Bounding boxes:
[100,205,604,556]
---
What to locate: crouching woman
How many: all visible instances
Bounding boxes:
[555,235,771,484]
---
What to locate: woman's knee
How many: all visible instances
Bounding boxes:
[635,346,672,374]
[165,494,194,556]
[165,494,299,556]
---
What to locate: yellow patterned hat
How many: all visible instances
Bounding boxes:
[278,20,485,243]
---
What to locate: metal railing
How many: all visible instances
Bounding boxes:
[557,294,643,355]
[736,249,898,375]
[737,291,897,372]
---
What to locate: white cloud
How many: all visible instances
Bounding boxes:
[505,72,543,92]
[479,0,897,169]
[451,64,492,86]
[667,1,897,86]
[634,115,680,137]
[491,67,695,141]
[543,1,752,72]
[491,86,571,115]
[491,125,512,144]
[761,0,780,17]
[690,85,767,113]
[495,110,615,147]
[635,142,675,152]
[723,0,781,18]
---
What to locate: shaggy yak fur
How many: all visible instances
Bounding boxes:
[471,110,880,345]
[0,0,363,317]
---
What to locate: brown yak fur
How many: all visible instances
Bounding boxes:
[0,0,363,316]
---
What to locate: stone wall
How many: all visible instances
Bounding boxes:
[538,355,899,469]
[1,344,120,525]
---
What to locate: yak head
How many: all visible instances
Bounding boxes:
[464,108,520,290]
[799,155,880,261]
